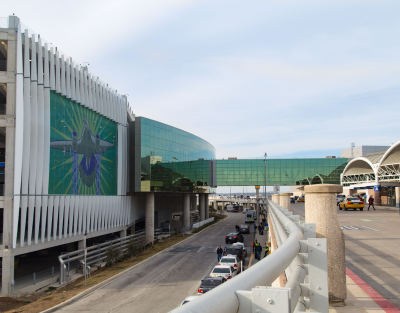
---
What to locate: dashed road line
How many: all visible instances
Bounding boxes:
[341,226,364,231]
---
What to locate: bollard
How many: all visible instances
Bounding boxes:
[52,266,54,277]
[279,192,293,213]
[33,272,36,285]
[304,184,346,302]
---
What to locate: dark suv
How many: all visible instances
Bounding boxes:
[223,245,245,260]
[225,232,244,244]
[197,277,227,294]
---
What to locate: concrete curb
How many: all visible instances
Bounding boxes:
[41,217,224,313]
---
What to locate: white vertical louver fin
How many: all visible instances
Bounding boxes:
[13,23,24,248]
[61,55,66,96]
[47,196,54,241]
[42,43,51,213]
[63,196,70,238]
[58,196,65,239]
[73,196,79,236]
[49,47,55,90]
[29,34,40,244]
[88,74,93,110]
[52,196,59,240]
[66,58,71,98]
[70,60,76,101]
[75,65,81,104]
[55,50,61,93]
[36,37,46,242]
[84,68,89,108]
[80,67,85,106]
[69,196,75,236]
[22,30,31,247]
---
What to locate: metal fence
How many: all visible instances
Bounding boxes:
[169,199,329,313]
[58,228,176,285]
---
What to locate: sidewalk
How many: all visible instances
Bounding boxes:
[254,207,400,312]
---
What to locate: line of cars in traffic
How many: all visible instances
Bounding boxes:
[181,225,250,305]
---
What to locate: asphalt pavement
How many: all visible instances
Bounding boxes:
[56,212,255,313]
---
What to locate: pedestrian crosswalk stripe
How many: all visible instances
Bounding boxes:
[341,226,364,230]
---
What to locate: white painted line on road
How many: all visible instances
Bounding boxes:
[132,288,147,299]
[361,226,380,231]
[197,246,204,252]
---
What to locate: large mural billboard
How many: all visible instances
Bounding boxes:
[49,91,118,195]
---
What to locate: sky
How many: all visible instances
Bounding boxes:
[3,1,400,192]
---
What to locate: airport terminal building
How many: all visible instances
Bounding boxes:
[0,16,383,295]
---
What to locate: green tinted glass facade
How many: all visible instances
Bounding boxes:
[216,158,348,186]
[133,117,216,192]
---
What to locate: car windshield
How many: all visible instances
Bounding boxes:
[225,248,241,255]
[212,268,230,274]
[221,258,236,263]
[201,279,222,287]
[240,225,247,228]
[348,198,359,201]
[228,233,237,236]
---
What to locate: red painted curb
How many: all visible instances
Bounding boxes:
[346,267,400,312]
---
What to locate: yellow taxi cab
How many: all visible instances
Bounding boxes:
[297,196,305,202]
[339,197,364,211]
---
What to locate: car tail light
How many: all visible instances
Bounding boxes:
[361,201,363,204]
[234,237,237,239]
[218,263,221,265]
[225,236,227,239]
[234,264,237,267]
[347,202,351,204]
[228,276,232,279]
[198,289,203,293]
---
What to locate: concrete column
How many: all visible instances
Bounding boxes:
[183,193,190,230]
[373,185,381,206]
[190,195,196,211]
[305,184,346,302]
[199,193,205,221]
[1,253,14,296]
[205,194,209,219]
[120,228,127,237]
[145,192,155,244]
[280,192,293,213]
[78,239,85,250]
[396,187,400,209]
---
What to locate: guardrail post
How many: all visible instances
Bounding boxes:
[304,184,346,303]
[52,266,54,278]
[237,287,291,313]
[307,238,329,312]
[33,272,36,285]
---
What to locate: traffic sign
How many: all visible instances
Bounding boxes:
[273,184,280,192]
[84,247,87,256]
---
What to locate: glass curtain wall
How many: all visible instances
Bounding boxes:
[136,117,216,192]
[216,158,348,186]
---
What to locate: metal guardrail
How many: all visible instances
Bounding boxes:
[58,229,170,285]
[192,217,214,229]
[169,199,329,313]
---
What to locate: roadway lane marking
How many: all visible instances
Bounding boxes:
[361,226,380,231]
[197,246,204,252]
[132,288,147,299]
[341,226,364,231]
[248,253,254,268]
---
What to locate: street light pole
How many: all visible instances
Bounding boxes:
[264,153,267,202]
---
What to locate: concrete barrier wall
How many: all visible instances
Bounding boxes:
[192,217,214,229]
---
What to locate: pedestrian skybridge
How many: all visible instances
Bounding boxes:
[138,157,348,192]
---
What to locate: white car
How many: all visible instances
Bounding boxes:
[219,255,241,273]
[210,265,236,279]
[181,296,200,305]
